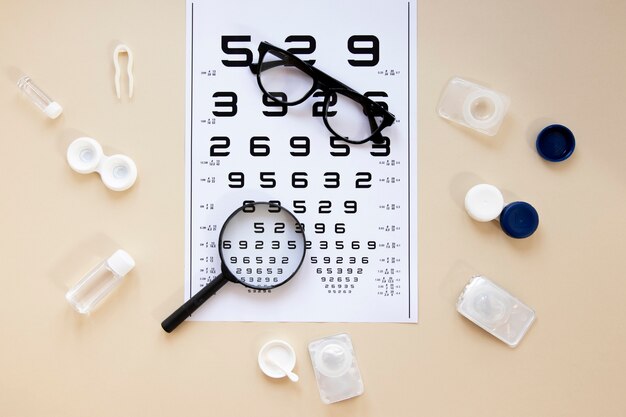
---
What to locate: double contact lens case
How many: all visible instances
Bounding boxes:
[66,137,137,191]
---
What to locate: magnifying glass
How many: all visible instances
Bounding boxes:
[162,202,306,333]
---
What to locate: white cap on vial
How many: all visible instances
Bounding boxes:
[107,250,135,277]
[44,102,63,119]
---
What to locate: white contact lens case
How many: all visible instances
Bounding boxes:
[457,276,535,348]
[67,137,137,191]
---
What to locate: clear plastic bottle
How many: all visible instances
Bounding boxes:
[17,75,63,119]
[65,250,135,314]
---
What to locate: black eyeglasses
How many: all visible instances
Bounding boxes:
[250,41,396,144]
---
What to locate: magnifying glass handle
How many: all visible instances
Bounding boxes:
[161,274,228,333]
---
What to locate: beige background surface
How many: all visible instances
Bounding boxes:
[1,0,625,416]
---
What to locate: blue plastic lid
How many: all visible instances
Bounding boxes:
[536,124,575,162]
[500,202,539,239]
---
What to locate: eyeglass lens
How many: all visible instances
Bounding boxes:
[259,50,385,143]
[220,203,306,289]
[259,50,315,104]
[325,92,384,142]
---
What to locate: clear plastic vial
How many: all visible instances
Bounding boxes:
[17,76,63,119]
[65,250,135,314]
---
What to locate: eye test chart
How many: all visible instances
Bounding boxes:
[185,0,417,322]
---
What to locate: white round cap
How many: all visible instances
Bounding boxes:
[107,250,135,277]
[100,154,138,191]
[258,340,296,379]
[44,101,63,119]
[465,183,505,222]
[66,137,104,174]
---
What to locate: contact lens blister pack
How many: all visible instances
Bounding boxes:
[308,333,364,404]
[437,77,510,136]
[457,276,535,347]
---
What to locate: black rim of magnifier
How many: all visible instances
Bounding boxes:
[161,201,307,333]
[250,41,396,144]
[218,201,307,289]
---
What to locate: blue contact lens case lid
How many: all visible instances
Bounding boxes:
[536,124,575,162]
[500,201,539,239]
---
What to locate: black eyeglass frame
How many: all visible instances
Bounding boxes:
[250,41,396,144]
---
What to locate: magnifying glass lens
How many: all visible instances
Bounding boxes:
[220,204,306,289]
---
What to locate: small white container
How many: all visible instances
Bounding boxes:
[437,77,509,136]
[309,333,364,404]
[65,250,135,314]
[456,276,535,347]
[258,340,299,382]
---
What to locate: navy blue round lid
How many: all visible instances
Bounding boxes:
[500,201,539,239]
[536,124,575,162]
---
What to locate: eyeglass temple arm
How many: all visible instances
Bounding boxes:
[366,106,396,143]
[367,116,386,144]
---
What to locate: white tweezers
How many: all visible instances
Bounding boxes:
[113,44,134,99]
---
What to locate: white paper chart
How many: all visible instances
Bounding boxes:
[184,0,417,322]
